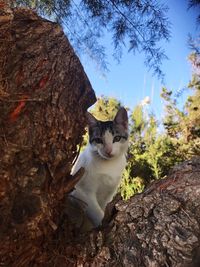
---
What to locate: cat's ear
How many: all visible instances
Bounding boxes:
[86,112,98,127]
[114,107,128,129]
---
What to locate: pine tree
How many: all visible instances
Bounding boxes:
[160,50,200,160]
[13,0,171,77]
[184,49,200,155]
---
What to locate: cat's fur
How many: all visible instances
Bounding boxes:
[71,107,129,228]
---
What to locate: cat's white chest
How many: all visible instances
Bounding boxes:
[70,145,127,227]
[88,154,126,180]
[71,146,126,196]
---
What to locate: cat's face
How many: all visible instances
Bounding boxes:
[86,108,129,160]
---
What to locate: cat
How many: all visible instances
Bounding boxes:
[70,107,129,228]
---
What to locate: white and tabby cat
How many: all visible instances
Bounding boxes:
[71,107,129,228]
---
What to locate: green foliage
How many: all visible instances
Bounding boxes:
[161,54,200,158]
[13,0,171,77]
[130,104,146,136]
[128,103,180,183]
[120,164,145,200]
[161,87,184,138]
[90,96,121,121]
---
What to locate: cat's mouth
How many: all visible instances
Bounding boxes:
[97,151,114,160]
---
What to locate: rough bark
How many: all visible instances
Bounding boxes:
[0,2,95,266]
[65,158,200,267]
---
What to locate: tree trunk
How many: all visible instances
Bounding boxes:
[1,3,200,267]
[0,2,95,266]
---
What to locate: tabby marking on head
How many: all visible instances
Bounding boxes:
[87,108,128,160]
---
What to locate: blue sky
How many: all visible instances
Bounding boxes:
[79,0,199,120]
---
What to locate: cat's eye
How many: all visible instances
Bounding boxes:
[93,138,103,144]
[113,136,121,142]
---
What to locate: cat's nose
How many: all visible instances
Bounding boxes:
[105,147,112,157]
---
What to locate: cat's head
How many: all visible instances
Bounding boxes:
[86,107,129,160]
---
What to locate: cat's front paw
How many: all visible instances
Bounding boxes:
[88,207,104,228]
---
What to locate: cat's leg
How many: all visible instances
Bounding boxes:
[86,199,104,227]
[98,183,119,211]
[71,188,104,227]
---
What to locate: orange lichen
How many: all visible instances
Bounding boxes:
[39,75,49,89]
[9,96,28,122]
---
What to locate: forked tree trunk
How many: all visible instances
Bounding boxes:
[0,3,200,267]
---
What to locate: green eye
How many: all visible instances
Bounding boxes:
[93,138,103,144]
[113,136,121,142]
